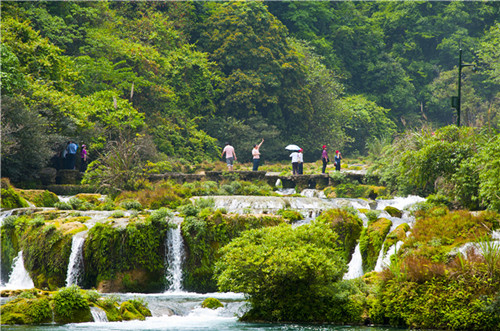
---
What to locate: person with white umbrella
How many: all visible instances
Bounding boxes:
[290,149,300,175]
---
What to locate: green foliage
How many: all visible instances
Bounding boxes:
[147,207,174,224]
[119,199,143,211]
[120,299,152,321]
[201,297,224,309]
[0,179,29,209]
[384,206,402,218]
[83,220,170,292]
[54,201,72,210]
[316,208,363,262]
[215,222,365,323]
[359,217,392,272]
[53,285,92,324]
[0,297,53,325]
[181,211,284,292]
[277,209,304,223]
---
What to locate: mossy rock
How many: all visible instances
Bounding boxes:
[96,302,122,322]
[182,211,285,292]
[18,189,59,207]
[384,223,410,253]
[277,209,304,223]
[45,184,95,196]
[0,297,53,324]
[202,297,224,309]
[120,300,152,321]
[359,217,392,272]
[323,186,337,198]
[74,193,103,205]
[53,286,92,324]
[316,208,363,262]
[384,206,403,218]
[1,178,29,209]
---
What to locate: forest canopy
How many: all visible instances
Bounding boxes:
[1,1,499,183]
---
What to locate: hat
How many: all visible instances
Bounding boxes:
[299,148,303,152]
[322,145,326,149]
[82,144,86,148]
[335,150,339,153]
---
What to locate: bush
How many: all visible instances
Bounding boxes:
[54,201,72,210]
[120,199,143,211]
[215,222,355,323]
[53,285,91,323]
[201,297,223,309]
[147,207,174,224]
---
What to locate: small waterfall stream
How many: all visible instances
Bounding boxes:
[2,251,34,290]
[90,306,109,322]
[165,218,185,292]
[344,243,363,279]
[65,232,87,287]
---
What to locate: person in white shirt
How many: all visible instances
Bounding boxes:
[290,150,300,175]
[297,148,304,175]
[252,138,264,171]
[221,142,237,171]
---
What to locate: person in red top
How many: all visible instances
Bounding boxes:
[221,142,237,171]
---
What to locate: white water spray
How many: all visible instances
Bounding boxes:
[90,307,109,322]
[165,223,185,292]
[66,232,87,286]
[344,242,363,279]
[2,251,34,290]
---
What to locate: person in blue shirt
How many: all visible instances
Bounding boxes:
[334,150,342,171]
[66,141,79,169]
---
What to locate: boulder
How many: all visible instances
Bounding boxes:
[38,167,57,185]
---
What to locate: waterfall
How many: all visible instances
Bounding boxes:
[165,223,185,292]
[375,241,403,272]
[90,306,109,322]
[344,242,363,279]
[0,209,14,227]
[65,232,87,286]
[3,251,34,290]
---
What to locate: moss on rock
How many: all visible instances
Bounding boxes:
[316,208,363,262]
[182,210,284,292]
[1,297,53,324]
[120,300,152,321]
[359,217,392,272]
[1,178,29,209]
[18,189,59,207]
[202,297,224,309]
[384,206,403,218]
[384,223,410,254]
[83,219,170,292]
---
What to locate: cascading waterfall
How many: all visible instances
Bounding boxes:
[2,251,34,290]
[90,306,109,322]
[65,232,87,286]
[165,222,185,292]
[344,242,363,279]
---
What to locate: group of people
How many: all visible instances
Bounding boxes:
[220,140,342,174]
[62,141,88,172]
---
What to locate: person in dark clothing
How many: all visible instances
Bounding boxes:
[66,141,78,169]
[321,145,329,174]
[334,150,342,171]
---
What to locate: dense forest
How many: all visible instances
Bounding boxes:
[2,1,500,184]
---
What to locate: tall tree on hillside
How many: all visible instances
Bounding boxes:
[199,1,311,130]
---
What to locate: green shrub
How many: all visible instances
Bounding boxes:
[147,207,174,224]
[53,285,91,323]
[110,211,125,218]
[120,199,143,211]
[54,201,72,210]
[177,203,200,217]
[277,209,304,223]
[215,222,359,323]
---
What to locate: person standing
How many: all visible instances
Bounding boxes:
[221,142,237,171]
[290,150,300,175]
[80,144,88,172]
[321,145,329,174]
[252,138,264,171]
[334,150,342,171]
[298,148,304,175]
[66,140,78,170]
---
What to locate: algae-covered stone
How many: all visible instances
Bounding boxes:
[316,208,363,262]
[384,206,403,218]
[53,286,92,324]
[120,300,152,321]
[182,210,284,292]
[202,297,224,309]
[359,217,392,272]
[1,297,52,324]
[18,189,59,207]
[384,223,410,254]
[1,178,29,209]
[277,209,303,223]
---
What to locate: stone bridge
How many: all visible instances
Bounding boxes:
[149,170,368,191]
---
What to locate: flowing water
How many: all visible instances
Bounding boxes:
[65,232,87,287]
[1,194,419,330]
[1,251,34,290]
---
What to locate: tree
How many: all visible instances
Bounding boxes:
[215,221,363,323]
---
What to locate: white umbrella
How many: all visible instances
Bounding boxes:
[285,144,301,151]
